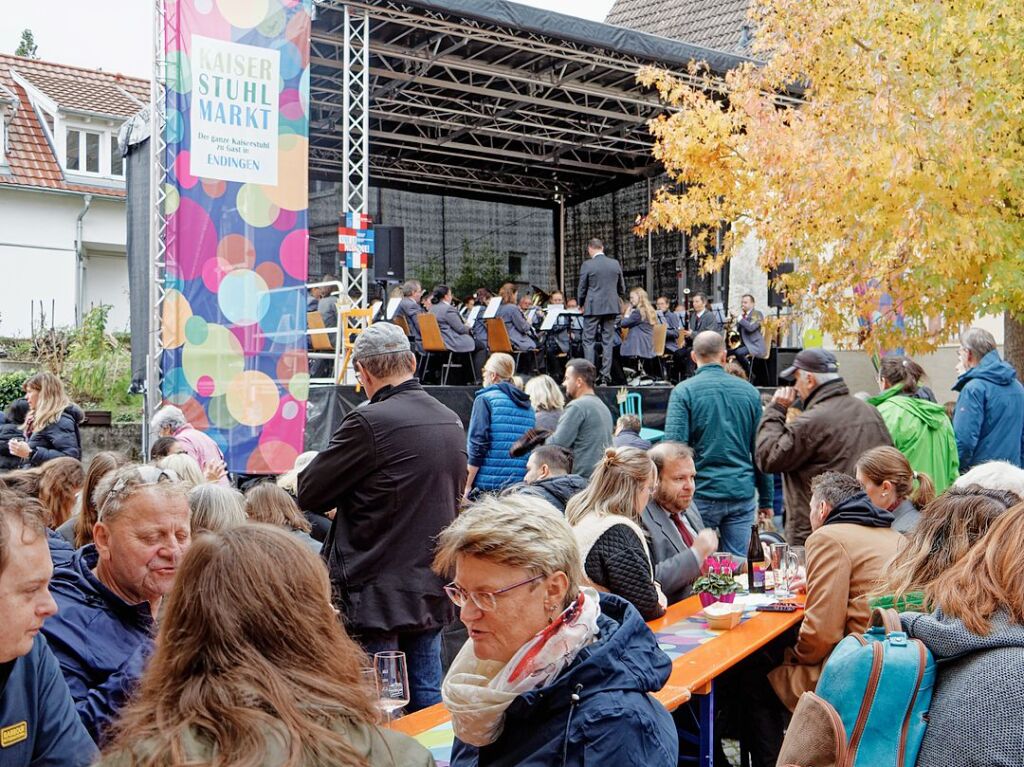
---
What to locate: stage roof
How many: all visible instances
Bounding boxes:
[309,0,761,206]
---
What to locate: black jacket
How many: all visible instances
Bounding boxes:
[24,405,84,466]
[0,421,25,470]
[517,473,589,513]
[297,379,467,634]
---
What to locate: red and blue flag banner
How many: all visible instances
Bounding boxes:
[160,0,312,474]
[337,212,374,271]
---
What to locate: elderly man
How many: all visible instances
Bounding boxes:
[666,331,772,555]
[642,442,718,604]
[41,465,191,744]
[149,405,227,484]
[756,349,892,545]
[298,323,467,712]
[396,279,425,349]
[0,491,96,766]
[952,326,1024,471]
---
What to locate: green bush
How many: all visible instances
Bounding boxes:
[0,370,32,412]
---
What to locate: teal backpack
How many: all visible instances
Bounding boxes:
[778,608,935,767]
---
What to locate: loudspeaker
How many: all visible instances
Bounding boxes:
[767,262,795,308]
[775,348,800,385]
[374,226,405,282]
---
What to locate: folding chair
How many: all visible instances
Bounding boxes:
[619,391,665,444]
[652,323,669,381]
[485,318,523,370]
[418,313,470,385]
[337,308,374,384]
[307,311,340,383]
[748,337,773,387]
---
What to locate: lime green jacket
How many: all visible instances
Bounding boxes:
[868,386,959,494]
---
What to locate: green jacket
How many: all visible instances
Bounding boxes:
[665,363,772,506]
[868,385,959,493]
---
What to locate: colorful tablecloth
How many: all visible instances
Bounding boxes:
[412,595,774,765]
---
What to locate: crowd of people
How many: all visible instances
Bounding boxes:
[2,284,1024,765]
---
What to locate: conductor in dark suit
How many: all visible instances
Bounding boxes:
[730,293,766,368]
[576,238,625,384]
[677,292,722,379]
[641,441,720,603]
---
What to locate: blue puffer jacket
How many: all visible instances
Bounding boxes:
[450,593,677,766]
[40,545,153,745]
[952,350,1024,471]
[24,405,83,466]
[467,382,536,491]
[0,634,97,767]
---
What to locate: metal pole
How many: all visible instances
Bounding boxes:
[144,0,164,459]
[645,177,654,295]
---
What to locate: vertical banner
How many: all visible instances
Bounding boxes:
[161,0,311,474]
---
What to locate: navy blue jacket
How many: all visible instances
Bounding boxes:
[0,421,25,471]
[467,383,536,491]
[450,593,677,766]
[40,546,153,745]
[0,634,97,767]
[24,406,83,466]
[46,530,74,568]
[952,350,1024,471]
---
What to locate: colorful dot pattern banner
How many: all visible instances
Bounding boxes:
[162,0,312,475]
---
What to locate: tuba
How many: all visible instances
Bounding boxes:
[724,314,742,349]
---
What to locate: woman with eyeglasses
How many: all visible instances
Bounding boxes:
[98,524,434,767]
[434,494,677,766]
[565,447,666,620]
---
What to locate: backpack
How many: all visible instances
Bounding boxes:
[777,608,935,767]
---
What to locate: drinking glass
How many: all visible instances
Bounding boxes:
[789,545,807,594]
[770,543,791,597]
[374,651,410,721]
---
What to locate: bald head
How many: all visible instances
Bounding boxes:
[693,331,726,364]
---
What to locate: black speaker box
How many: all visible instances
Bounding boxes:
[374,226,405,282]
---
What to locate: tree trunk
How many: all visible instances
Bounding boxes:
[1005,311,1024,382]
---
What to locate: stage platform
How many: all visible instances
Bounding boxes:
[305,383,777,450]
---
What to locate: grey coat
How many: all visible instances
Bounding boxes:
[737,308,766,357]
[621,309,655,358]
[396,297,423,342]
[577,253,626,317]
[657,310,681,352]
[496,303,537,350]
[430,302,475,353]
[890,498,921,536]
[686,309,722,337]
[902,610,1024,767]
[641,499,706,604]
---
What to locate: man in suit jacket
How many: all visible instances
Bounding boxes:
[576,237,625,384]
[676,292,722,379]
[642,441,720,604]
[396,280,425,350]
[731,293,766,368]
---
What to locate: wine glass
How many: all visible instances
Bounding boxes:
[374,651,410,721]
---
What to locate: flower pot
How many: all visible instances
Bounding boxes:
[719,592,736,604]
[698,592,717,608]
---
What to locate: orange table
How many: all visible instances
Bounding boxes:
[395,593,804,765]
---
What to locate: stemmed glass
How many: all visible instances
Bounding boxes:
[374,651,410,722]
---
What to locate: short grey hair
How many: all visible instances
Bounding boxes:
[798,369,841,386]
[150,405,188,434]
[433,494,584,609]
[809,471,862,510]
[960,327,997,361]
[693,330,725,361]
[188,484,246,534]
[649,440,695,473]
[95,464,190,524]
[400,280,421,297]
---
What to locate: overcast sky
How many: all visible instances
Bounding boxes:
[0,0,618,79]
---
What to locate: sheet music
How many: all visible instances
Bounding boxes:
[385,297,402,320]
[466,305,483,328]
[525,307,540,325]
[540,304,564,331]
[482,296,502,319]
[370,300,382,320]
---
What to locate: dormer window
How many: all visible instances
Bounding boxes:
[66,127,101,173]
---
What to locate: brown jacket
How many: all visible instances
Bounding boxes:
[768,521,904,710]
[755,379,892,544]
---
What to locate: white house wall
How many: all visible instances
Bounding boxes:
[0,187,127,336]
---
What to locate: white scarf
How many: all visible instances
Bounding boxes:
[442,588,601,747]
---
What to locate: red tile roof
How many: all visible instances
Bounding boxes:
[0,54,148,197]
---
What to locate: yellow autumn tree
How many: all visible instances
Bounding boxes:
[637,0,1024,361]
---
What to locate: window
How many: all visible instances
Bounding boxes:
[66,128,80,170]
[65,128,102,174]
[110,135,123,176]
[507,251,525,277]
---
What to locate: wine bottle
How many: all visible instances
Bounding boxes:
[746,524,766,594]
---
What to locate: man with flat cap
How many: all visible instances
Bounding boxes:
[298,323,467,711]
[755,348,892,545]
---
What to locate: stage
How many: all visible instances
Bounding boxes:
[304,382,779,450]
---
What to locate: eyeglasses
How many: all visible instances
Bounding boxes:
[444,574,544,612]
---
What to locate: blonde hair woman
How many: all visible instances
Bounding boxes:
[621,287,657,368]
[565,446,665,619]
[156,453,206,489]
[188,484,247,534]
[524,374,565,432]
[7,372,83,466]
[465,353,536,499]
